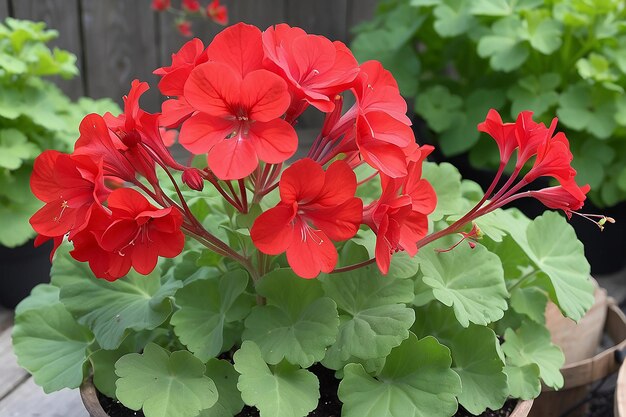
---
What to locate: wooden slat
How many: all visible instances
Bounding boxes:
[81,0,161,112]
[0,327,28,400]
[285,0,348,41]
[227,0,285,29]
[0,377,88,417]
[11,0,85,99]
[346,0,379,37]
[0,0,9,20]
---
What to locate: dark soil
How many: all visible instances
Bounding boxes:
[455,401,516,417]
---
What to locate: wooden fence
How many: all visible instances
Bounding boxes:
[0,0,379,115]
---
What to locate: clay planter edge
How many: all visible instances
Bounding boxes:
[530,281,626,417]
[79,376,534,417]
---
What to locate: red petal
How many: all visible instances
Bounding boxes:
[107,188,155,218]
[279,159,325,204]
[358,136,408,178]
[207,23,263,77]
[30,150,63,202]
[306,198,362,241]
[248,118,298,164]
[313,160,357,207]
[251,203,296,255]
[160,98,195,128]
[179,113,235,154]
[185,62,240,117]
[207,133,258,180]
[374,214,391,275]
[240,70,290,122]
[363,111,413,147]
[286,222,337,278]
[130,242,160,275]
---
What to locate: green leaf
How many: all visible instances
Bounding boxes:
[243,269,339,368]
[115,343,218,417]
[557,83,616,139]
[15,284,60,315]
[503,211,594,321]
[417,239,508,326]
[339,333,461,417]
[507,73,560,117]
[438,88,507,155]
[388,251,420,279]
[576,53,617,83]
[0,128,40,170]
[171,270,254,362]
[526,16,562,54]
[412,303,508,414]
[90,334,146,398]
[504,364,541,400]
[52,247,182,350]
[199,359,245,417]
[502,321,564,389]
[422,162,464,221]
[234,341,319,417]
[477,16,529,71]
[320,265,415,367]
[469,0,542,15]
[12,302,93,393]
[510,287,548,324]
[433,0,476,37]
[415,86,463,133]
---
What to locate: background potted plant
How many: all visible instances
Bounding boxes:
[351,0,626,274]
[11,22,600,417]
[0,17,120,308]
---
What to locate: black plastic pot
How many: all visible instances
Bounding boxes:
[0,239,52,308]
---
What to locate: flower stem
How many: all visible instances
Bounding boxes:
[331,257,376,273]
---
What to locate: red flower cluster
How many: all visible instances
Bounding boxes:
[477,109,589,218]
[30,84,188,281]
[154,23,436,276]
[30,22,594,283]
[152,0,228,37]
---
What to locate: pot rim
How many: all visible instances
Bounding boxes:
[545,298,626,391]
[616,361,626,417]
[79,376,534,417]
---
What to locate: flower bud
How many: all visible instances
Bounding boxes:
[182,168,204,191]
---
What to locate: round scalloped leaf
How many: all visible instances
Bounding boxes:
[51,247,182,350]
[198,359,245,417]
[510,287,548,324]
[412,303,508,414]
[234,341,319,417]
[502,211,593,321]
[477,16,529,71]
[417,239,508,327]
[242,269,339,368]
[502,321,564,389]
[338,333,461,417]
[422,162,464,221]
[320,265,415,367]
[115,343,217,417]
[504,364,541,400]
[12,301,93,393]
[171,270,254,362]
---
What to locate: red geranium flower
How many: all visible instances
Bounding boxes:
[206,0,228,25]
[477,109,518,164]
[72,189,185,280]
[363,146,436,274]
[514,111,558,168]
[182,0,201,12]
[251,159,363,278]
[179,24,297,180]
[330,61,414,177]
[177,20,193,37]
[262,24,360,113]
[30,150,110,238]
[151,0,170,11]
[529,180,589,219]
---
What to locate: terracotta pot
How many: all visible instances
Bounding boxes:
[79,376,534,417]
[530,282,626,417]
[616,361,626,417]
